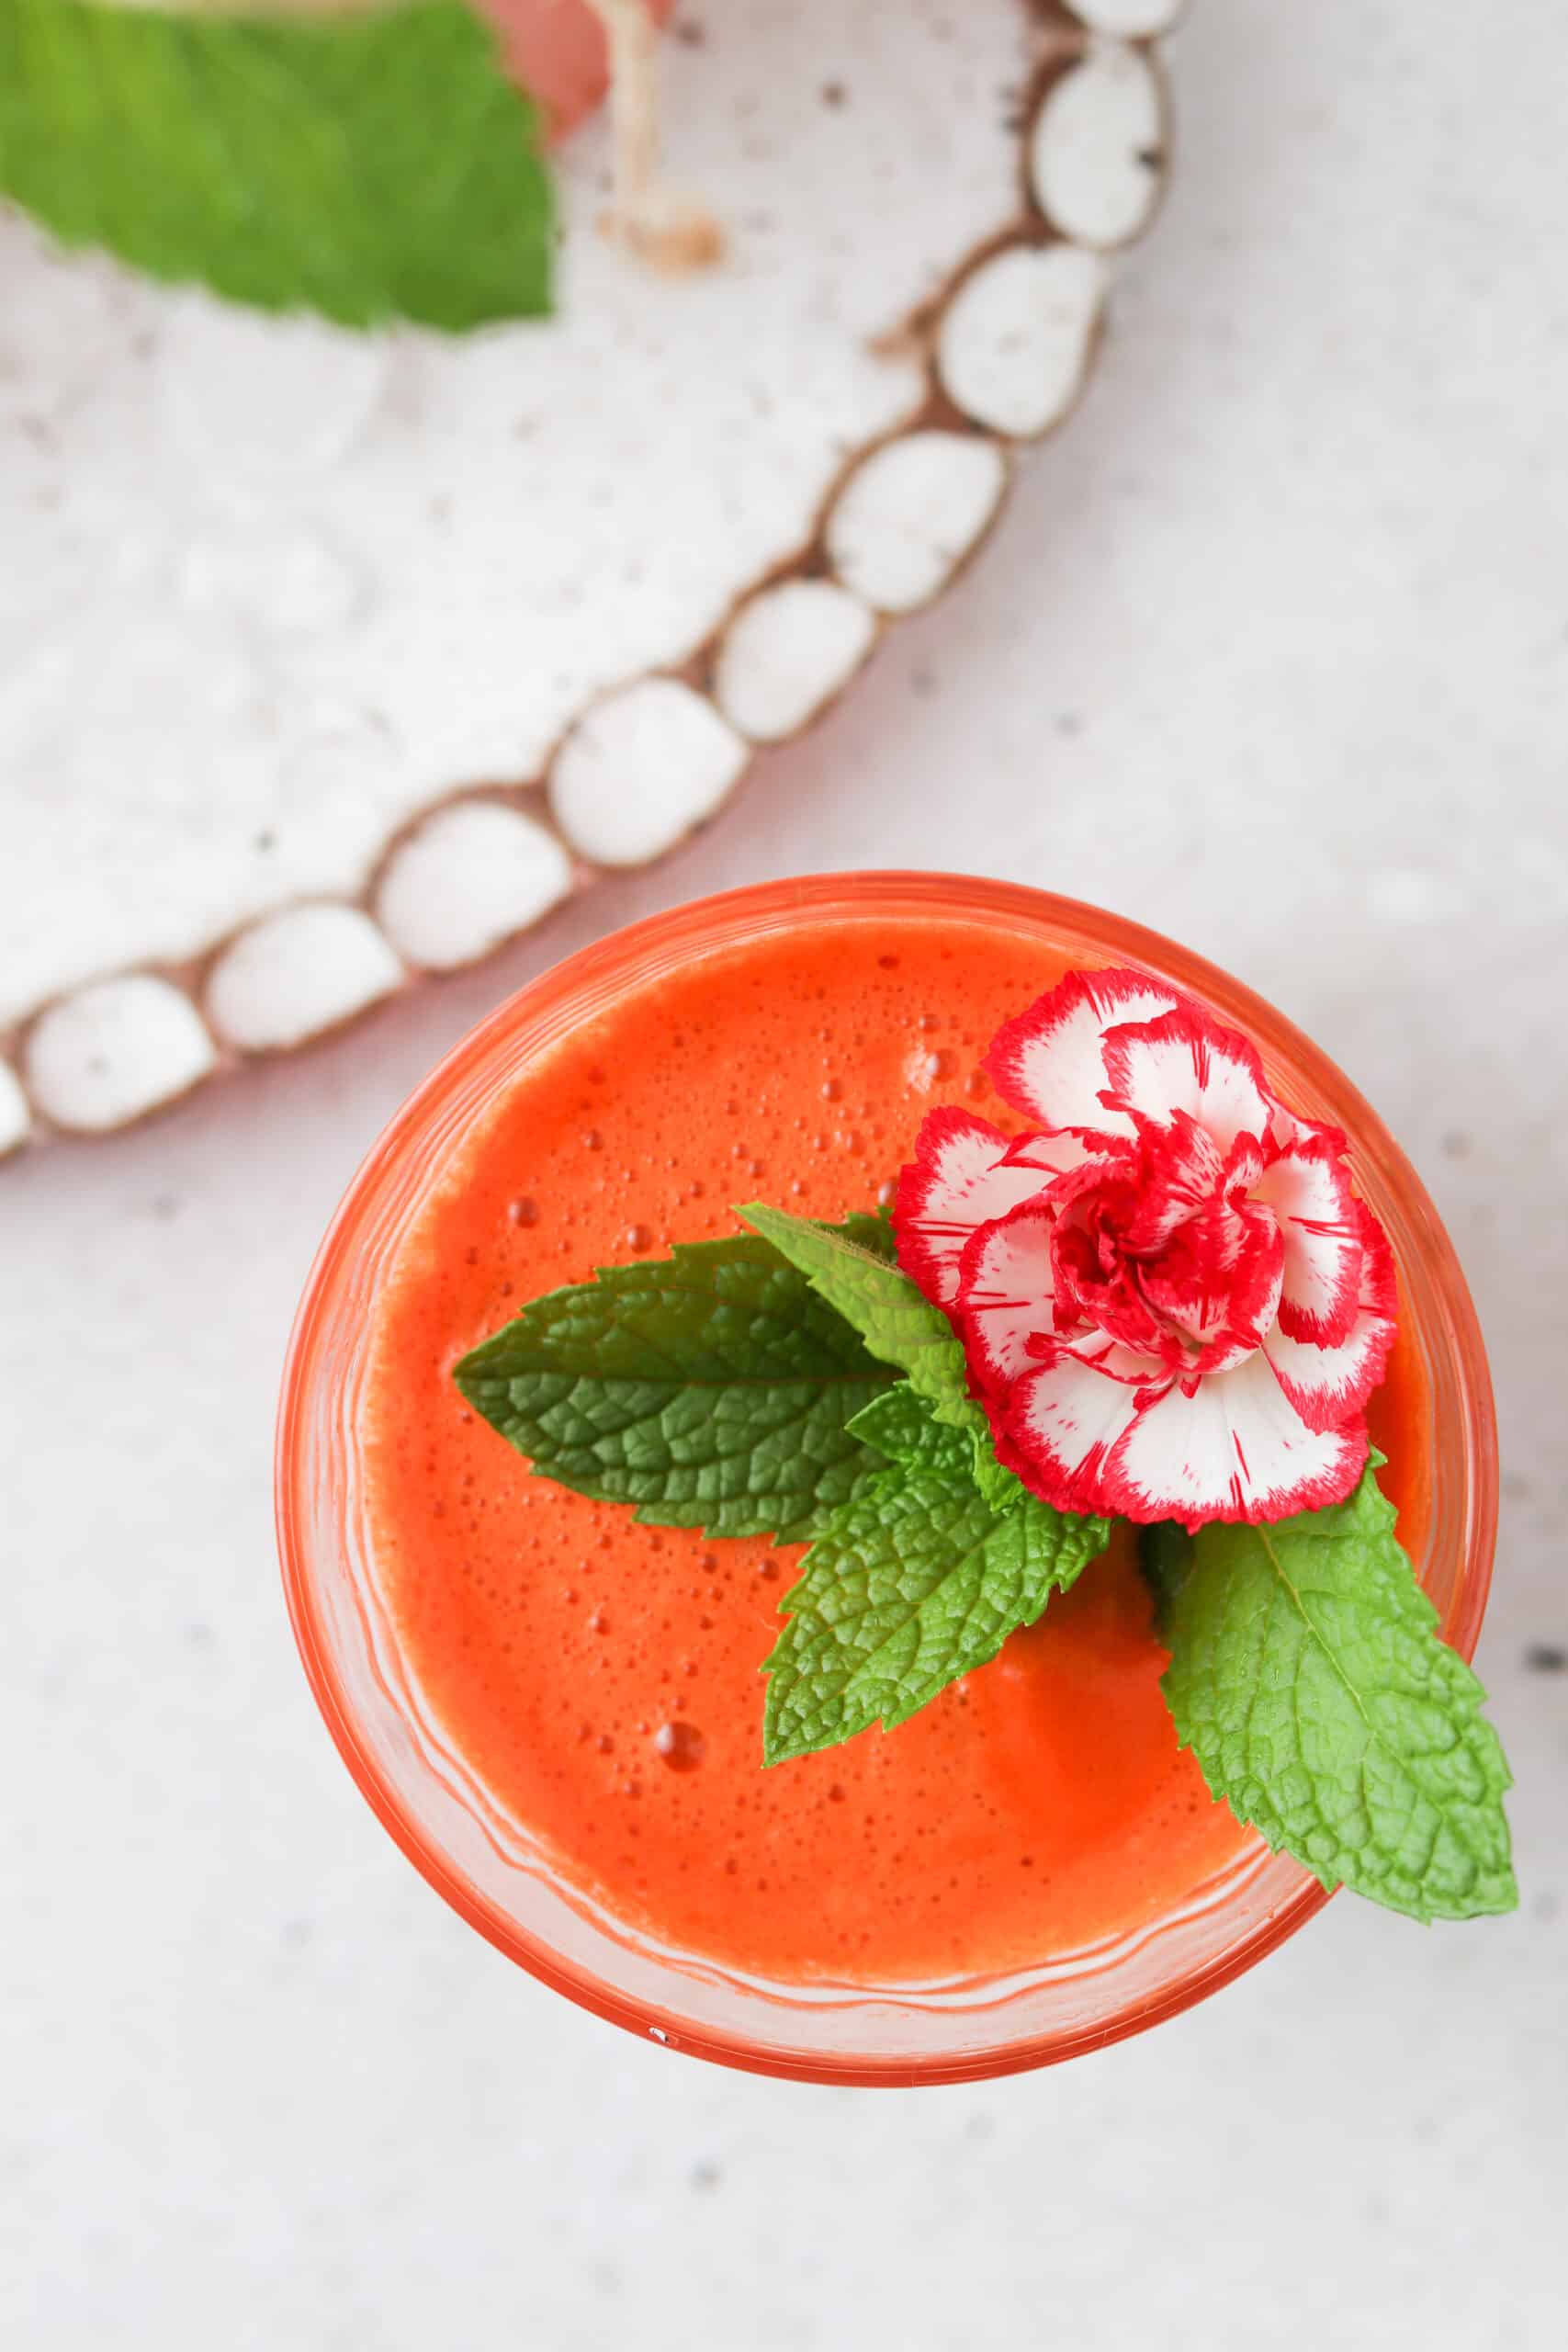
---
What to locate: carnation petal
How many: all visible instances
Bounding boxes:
[1252,1132,1363,1344]
[1099,1006,1273,1155]
[1001,1346,1156,1515]
[998,1129,1099,1181]
[955,1204,1058,1391]
[983,966,1183,1136]
[1262,1204,1398,1431]
[1120,1109,1228,1254]
[1187,1208,1287,1374]
[1109,1352,1368,1527]
[893,1108,1050,1306]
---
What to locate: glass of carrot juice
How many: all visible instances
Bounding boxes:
[276,874,1497,2084]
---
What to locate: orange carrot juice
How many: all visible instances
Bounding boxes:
[362,911,1428,1985]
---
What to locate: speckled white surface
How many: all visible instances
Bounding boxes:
[5,4,1565,2346]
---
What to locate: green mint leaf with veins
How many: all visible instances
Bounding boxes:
[843,1382,976,1483]
[0,0,553,331]
[455,1225,899,1543]
[1157,1464,1517,1923]
[739,1202,1027,1512]
[763,1387,1109,1766]
[739,1202,970,1411]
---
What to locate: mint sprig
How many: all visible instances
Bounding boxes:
[457,1197,1517,1927]
[844,1380,976,1480]
[0,0,554,330]
[762,1386,1108,1765]
[455,1221,897,1543]
[1155,1464,1517,1923]
[738,1201,1021,1511]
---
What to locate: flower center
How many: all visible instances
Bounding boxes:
[1049,1129,1284,1373]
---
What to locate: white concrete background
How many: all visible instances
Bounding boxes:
[6,3,1565,2345]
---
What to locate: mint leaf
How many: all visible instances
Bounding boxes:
[739,1201,970,1414]
[969,1443,1032,1515]
[836,1209,900,1263]
[763,1436,1109,1765]
[0,0,553,330]
[1158,1467,1517,1923]
[844,1383,975,1483]
[739,1201,1032,1514]
[455,1230,897,1542]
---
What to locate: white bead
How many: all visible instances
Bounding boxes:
[1032,42,1166,250]
[25,978,216,1134]
[939,243,1111,439]
[376,802,574,971]
[206,905,403,1052]
[826,433,1009,616]
[1063,0,1185,35]
[550,682,749,867]
[714,582,878,743]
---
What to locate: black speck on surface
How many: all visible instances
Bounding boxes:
[1525,1643,1565,1673]
[821,80,847,108]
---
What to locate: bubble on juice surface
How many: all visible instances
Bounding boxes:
[908,1046,959,1091]
[654,1721,706,1772]
[507,1195,540,1226]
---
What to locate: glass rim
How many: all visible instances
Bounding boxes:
[276,871,1498,2085]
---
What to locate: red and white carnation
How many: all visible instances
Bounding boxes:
[894,967,1398,1530]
